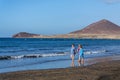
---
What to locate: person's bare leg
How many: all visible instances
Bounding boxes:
[78,59,81,66]
[71,55,75,67]
[71,59,73,67]
[81,58,84,66]
[72,60,74,67]
[71,55,74,67]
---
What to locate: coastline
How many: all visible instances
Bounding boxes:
[12,34,120,39]
[0,55,120,80]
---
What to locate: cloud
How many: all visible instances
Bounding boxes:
[103,0,120,4]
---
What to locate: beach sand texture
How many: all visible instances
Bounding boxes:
[0,59,120,80]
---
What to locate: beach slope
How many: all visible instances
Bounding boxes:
[0,60,120,80]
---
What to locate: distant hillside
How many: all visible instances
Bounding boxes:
[12,19,120,39]
[70,19,120,35]
[12,32,40,38]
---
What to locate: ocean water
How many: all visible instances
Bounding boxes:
[0,38,120,73]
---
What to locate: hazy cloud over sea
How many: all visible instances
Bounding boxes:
[103,0,120,4]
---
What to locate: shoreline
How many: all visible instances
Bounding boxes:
[12,37,120,39]
[85,55,120,65]
[0,55,119,73]
[0,55,120,80]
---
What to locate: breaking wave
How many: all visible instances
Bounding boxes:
[0,52,68,60]
[0,50,108,60]
[85,50,108,54]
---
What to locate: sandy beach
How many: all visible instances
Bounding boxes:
[1,0,120,80]
[0,55,120,80]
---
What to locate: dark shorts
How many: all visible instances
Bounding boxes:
[79,55,84,59]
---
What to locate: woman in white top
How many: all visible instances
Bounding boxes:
[70,44,76,67]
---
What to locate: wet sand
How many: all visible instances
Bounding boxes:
[0,56,120,80]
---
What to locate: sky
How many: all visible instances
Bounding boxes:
[0,0,120,37]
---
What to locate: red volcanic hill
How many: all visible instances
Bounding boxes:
[12,19,120,39]
[70,19,120,35]
[12,32,40,38]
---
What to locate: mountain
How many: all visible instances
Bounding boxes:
[12,19,120,39]
[12,32,40,38]
[70,19,120,35]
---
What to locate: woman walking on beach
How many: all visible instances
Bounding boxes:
[70,44,76,67]
[78,44,84,66]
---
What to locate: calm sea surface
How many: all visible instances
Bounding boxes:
[0,38,120,73]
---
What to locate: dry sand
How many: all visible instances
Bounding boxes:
[0,56,120,80]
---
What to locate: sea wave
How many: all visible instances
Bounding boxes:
[0,50,108,60]
[0,52,67,60]
[85,50,108,54]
